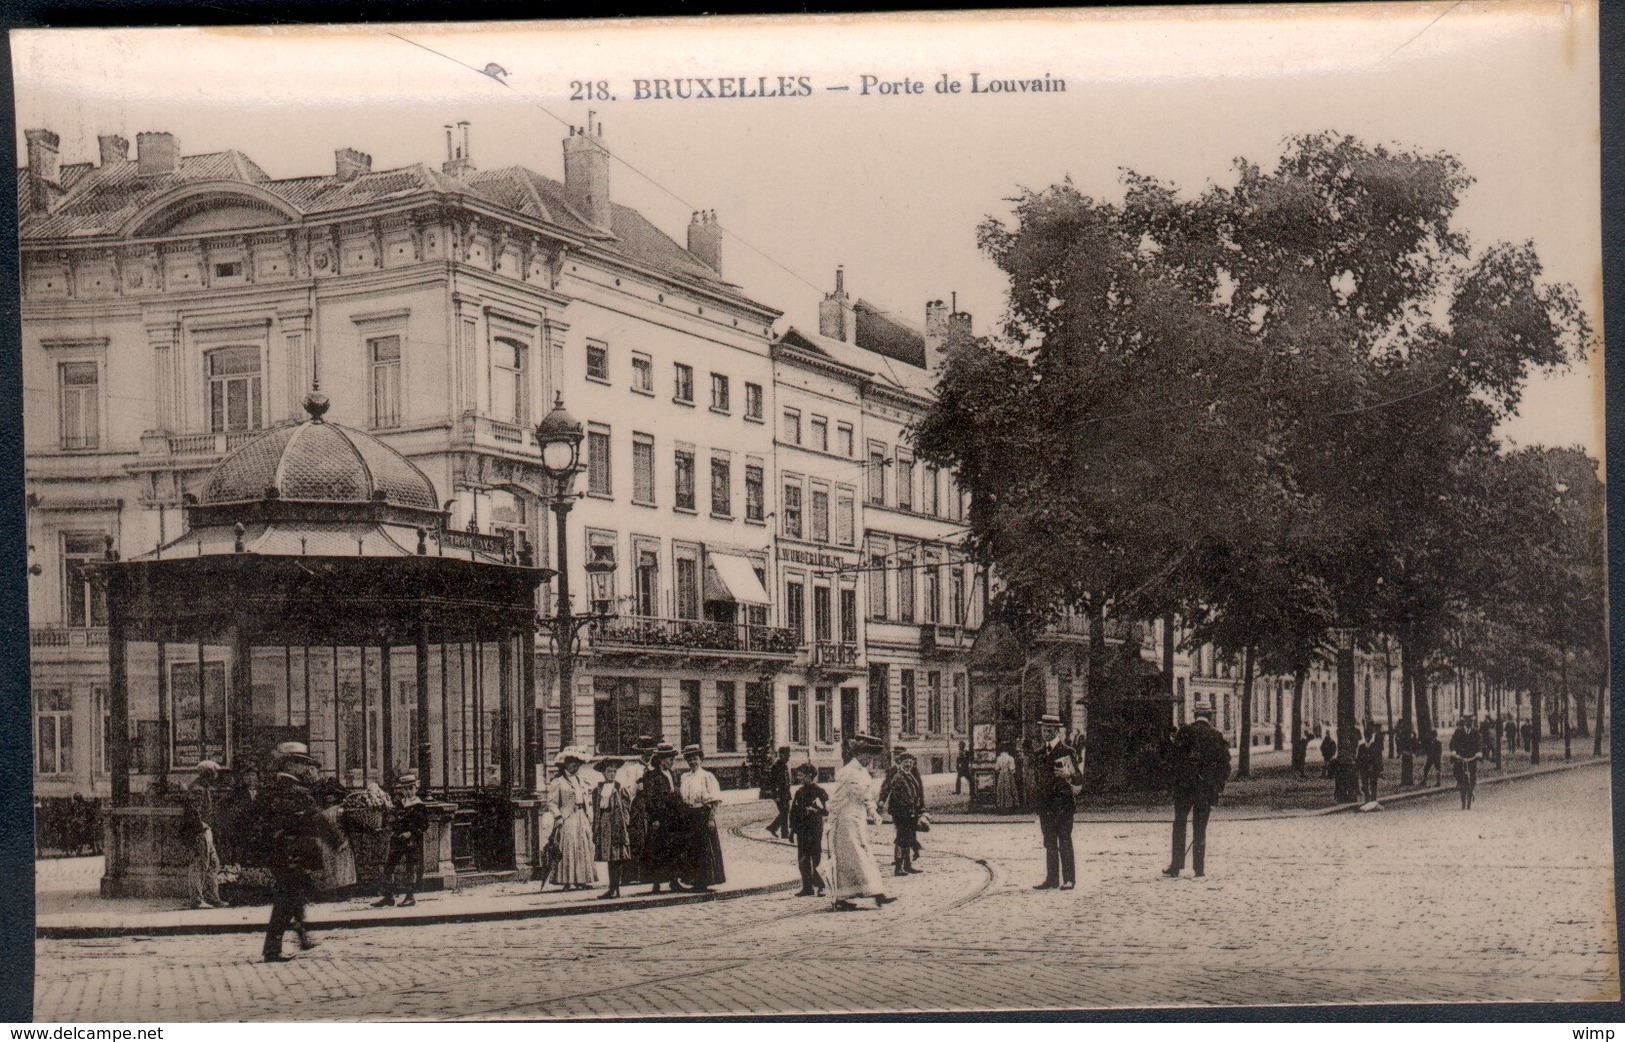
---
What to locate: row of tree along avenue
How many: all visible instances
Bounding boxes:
[915,133,1603,797]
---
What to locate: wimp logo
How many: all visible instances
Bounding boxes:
[1573,1030,1616,1040]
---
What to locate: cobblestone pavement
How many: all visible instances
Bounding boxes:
[33,764,1617,1019]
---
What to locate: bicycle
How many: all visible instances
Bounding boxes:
[1451,753,1482,810]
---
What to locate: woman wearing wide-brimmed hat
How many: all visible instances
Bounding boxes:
[638,742,684,893]
[678,744,726,891]
[591,755,634,899]
[828,734,896,911]
[546,747,597,891]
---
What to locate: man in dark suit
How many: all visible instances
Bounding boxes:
[261,743,339,962]
[1033,714,1082,891]
[765,746,793,840]
[1162,708,1231,880]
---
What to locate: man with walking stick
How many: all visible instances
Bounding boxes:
[1162,707,1231,880]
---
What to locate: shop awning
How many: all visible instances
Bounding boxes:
[704,552,771,606]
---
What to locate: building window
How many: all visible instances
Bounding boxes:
[681,679,701,750]
[840,588,857,644]
[716,682,738,753]
[631,352,654,394]
[927,672,943,733]
[674,449,696,511]
[369,335,402,428]
[785,580,805,643]
[951,567,966,625]
[58,362,99,449]
[594,676,663,755]
[782,408,801,445]
[782,481,803,539]
[489,490,530,557]
[810,488,830,543]
[788,686,806,745]
[867,445,887,505]
[810,415,828,452]
[213,261,242,279]
[710,373,730,412]
[924,463,940,516]
[745,465,765,522]
[836,492,855,546]
[869,550,888,620]
[745,382,763,420]
[676,554,700,620]
[900,670,918,734]
[635,548,659,617]
[924,558,941,624]
[949,476,964,521]
[491,338,528,425]
[587,424,612,496]
[207,346,262,433]
[586,341,609,382]
[897,553,916,622]
[633,433,655,506]
[814,586,833,642]
[35,689,72,775]
[952,674,967,733]
[674,362,694,403]
[897,458,915,512]
[837,422,854,457]
[815,687,833,745]
[710,456,732,517]
[62,533,108,628]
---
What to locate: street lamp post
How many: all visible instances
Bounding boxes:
[534,394,617,771]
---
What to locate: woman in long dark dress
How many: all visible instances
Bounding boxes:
[678,744,726,891]
[639,743,683,894]
[592,756,633,899]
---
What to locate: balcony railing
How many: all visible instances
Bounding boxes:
[813,641,859,668]
[31,626,109,648]
[593,615,798,656]
[459,413,540,453]
[141,430,265,458]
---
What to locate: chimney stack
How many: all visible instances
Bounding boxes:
[562,117,612,231]
[24,129,60,214]
[924,296,972,372]
[441,121,474,178]
[136,132,180,176]
[687,210,722,275]
[97,134,130,167]
[819,266,849,341]
[335,147,372,181]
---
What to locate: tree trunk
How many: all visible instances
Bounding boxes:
[1238,645,1254,778]
[1404,640,1432,738]
[1290,665,1306,774]
[1083,599,1107,792]
[1575,687,1591,737]
[1594,676,1607,757]
[1530,687,1542,766]
[1383,646,1395,756]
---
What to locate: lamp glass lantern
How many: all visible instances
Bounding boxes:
[535,392,585,482]
[585,544,618,616]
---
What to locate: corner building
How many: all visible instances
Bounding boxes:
[20,121,787,803]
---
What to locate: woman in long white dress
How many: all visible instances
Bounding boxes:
[994,748,1018,812]
[828,737,897,911]
[546,748,598,891]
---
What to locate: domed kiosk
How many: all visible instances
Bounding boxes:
[98,393,554,898]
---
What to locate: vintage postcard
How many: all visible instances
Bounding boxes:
[14,2,1612,1020]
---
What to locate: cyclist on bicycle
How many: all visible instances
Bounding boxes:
[1449,715,1484,810]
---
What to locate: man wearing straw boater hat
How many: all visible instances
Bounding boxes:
[1032,714,1082,891]
[261,742,338,962]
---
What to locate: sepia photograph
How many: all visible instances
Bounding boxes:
[11,1,1615,1020]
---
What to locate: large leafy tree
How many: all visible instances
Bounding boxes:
[917,133,1591,789]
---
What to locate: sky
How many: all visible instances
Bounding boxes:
[10,1,1604,457]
